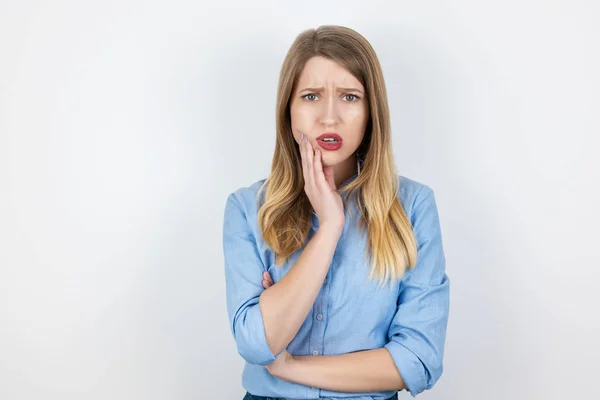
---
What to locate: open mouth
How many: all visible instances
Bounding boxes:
[316,135,343,151]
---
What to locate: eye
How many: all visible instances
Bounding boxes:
[344,94,360,102]
[301,93,318,101]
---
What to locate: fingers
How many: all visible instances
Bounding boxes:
[312,148,330,191]
[263,271,273,284]
[262,271,273,289]
[298,131,328,193]
[299,132,308,183]
[323,165,337,191]
[304,135,315,190]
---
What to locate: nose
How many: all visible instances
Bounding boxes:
[319,94,340,126]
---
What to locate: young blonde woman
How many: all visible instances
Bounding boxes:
[223,25,450,400]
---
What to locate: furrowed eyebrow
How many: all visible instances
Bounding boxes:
[299,87,364,95]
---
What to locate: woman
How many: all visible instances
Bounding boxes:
[223,25,450,400]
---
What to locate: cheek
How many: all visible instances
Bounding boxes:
[342,107,368,143]
[344,107,368,152]
[290,103,314,124]
[342,105,368,124]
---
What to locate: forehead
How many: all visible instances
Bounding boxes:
[296,56,363,89]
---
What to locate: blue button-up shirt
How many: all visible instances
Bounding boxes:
[223,174,450,399]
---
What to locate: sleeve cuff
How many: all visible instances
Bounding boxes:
[237,302,285,366]
[384,341,428,397]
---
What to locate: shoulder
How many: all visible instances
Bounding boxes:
[223,178,272,261]
[397,174,436,221]
[224,177,268,219]
[225,175,435,222]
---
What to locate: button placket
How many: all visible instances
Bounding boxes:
[311,278,326,358]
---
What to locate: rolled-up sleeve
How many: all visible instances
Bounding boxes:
[384,185,450,397]
[222,192,285,366]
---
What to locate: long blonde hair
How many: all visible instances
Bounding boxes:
[257,25,417,287]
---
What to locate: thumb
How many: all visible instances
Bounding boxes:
[323,166,336,191]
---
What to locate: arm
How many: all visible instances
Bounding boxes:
[273,348,407,392]
[383,186,450,397]
[260,222,342,358]
[222,193,342,365]
[269,186,450,397]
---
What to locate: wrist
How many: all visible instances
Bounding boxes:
[273,354,297,382]
[318,222,344,237]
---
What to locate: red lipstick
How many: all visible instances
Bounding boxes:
[316,133,343,151]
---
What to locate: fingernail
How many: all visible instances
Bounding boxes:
[300,132,304,142]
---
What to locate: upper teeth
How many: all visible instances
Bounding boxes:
[322,138,339,142]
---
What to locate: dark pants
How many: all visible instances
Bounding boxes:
[243,392,398,400]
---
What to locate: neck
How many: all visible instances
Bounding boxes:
[333,153,358,189]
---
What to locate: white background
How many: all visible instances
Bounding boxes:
[1,1,599,399]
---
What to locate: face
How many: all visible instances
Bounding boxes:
[289,56,369,169]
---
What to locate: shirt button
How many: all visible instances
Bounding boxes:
[316,313,323,321]
[312,349,319,355]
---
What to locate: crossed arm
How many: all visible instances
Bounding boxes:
[268,343,407,392]
[225,186,450,397]
[259,271,406,392]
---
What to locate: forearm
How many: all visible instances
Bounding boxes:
[277,348,406,393]
[260,224,341,357]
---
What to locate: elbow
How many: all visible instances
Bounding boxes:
[384,341,444,397]
[235,330,286,366]
[231,301,279,366]
[424,359,444,391]
[235,342,276,366]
